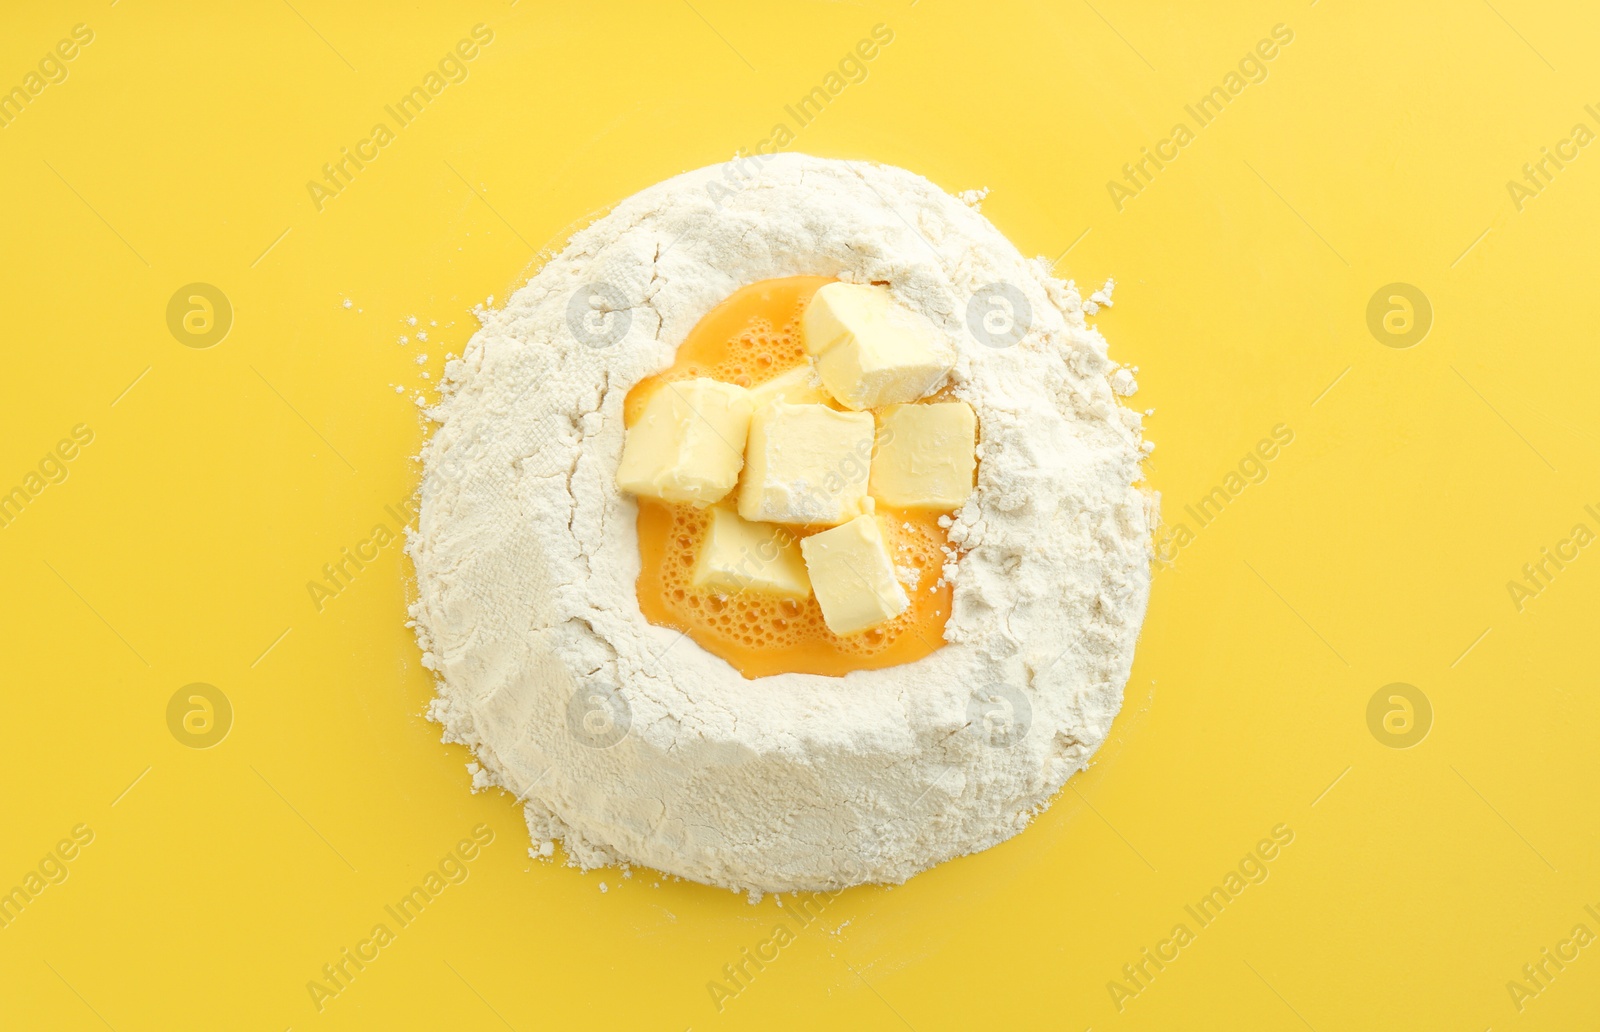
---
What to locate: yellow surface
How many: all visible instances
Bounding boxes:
[3,2,1597,1029]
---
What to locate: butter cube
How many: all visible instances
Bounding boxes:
[799,515,909,635]
[870,402,977,509]
[801,282,955,410]
[737,402,874,525]
[746,364,831,410]
[691,507,811,599]
[616,378,752,505]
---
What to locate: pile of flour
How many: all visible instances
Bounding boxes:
[409,154,1152,893]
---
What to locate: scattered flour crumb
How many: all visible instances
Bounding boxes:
[341,298,353,309]
[406,315,418,326]
[1084,278,1116,315]
[956,187,989,208]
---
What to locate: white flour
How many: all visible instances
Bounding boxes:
[409,154,1152,893]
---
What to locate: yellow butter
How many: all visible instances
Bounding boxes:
[870,401,977,509]
[616,377,752,505]
[801,282,955,410]
[746,364,831,410]
[799,514,909,635]
[691,506,811,598]
[737,401,874,525]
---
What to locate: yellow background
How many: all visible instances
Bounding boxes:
[3,1,1597,1028]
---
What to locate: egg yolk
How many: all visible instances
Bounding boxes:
[624,276,959,679]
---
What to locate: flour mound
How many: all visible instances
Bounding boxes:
[409,154,1151,893]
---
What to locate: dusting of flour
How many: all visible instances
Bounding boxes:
[409,154,1152,893]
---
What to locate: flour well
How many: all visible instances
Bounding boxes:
[409,154,1152,893]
